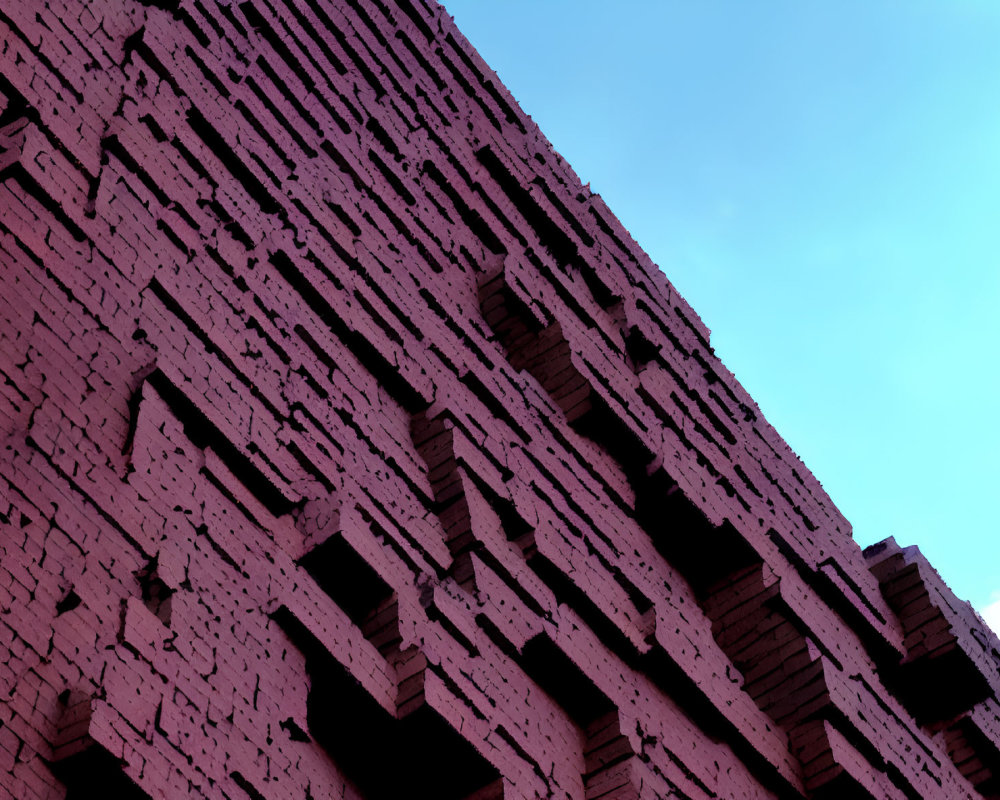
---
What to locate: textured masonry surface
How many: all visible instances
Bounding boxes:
[2,2,1000,799]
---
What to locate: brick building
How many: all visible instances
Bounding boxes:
[2,2,999,798]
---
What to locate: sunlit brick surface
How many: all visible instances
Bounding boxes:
[2,2,999,798]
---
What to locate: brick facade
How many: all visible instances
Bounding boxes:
[1,2,998,798]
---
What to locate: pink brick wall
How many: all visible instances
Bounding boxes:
[2,2,998,798]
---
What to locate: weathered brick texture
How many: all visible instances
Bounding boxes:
[1,2,998,799]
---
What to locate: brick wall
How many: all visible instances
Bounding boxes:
[1,2,998,798]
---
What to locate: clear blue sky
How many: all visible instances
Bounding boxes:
[441,1,1000,617]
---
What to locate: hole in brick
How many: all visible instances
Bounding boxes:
[56,589,82,616]
[577,261,619,310]
[53,751,151,800]
[521,634,612,728]
[634,472,760,600]
[570,390,650,474]
[271,608,502,799]
[120,380,145,458]
[623,326,659,373]
[298,534,394,633]
[135,558,174,626]
[279,717,311,743]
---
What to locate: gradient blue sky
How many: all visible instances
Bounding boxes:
[441,1,1000,618]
